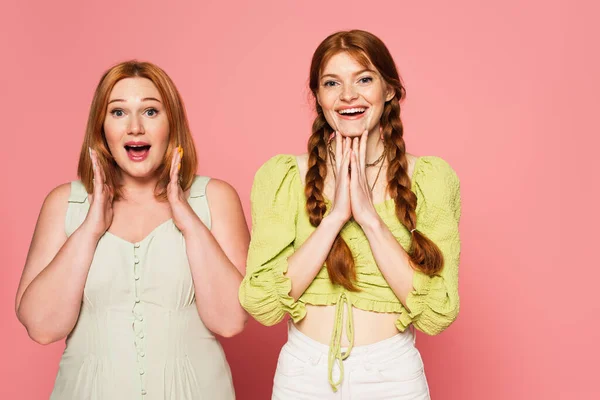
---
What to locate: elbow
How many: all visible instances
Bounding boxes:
[213,309,249,338]
[17,309,67,345]
[25,326,64,345]
[218,324,245,338]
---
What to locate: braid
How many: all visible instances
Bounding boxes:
[305,108,358,291]
[382,99,444,276]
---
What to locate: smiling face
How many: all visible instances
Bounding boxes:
[103,77,170,180]
[316,51,395,137]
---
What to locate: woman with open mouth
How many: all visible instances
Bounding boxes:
[240,30,462,399]
[15,61,248,399]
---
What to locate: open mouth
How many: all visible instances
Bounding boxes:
[125,144,151,161]
[337,107,367,117]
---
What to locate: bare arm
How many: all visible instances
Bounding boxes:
[286,136,352,300]
[16,150,113,344]
[185,179,250,337]
[167,147,249,337]
[15,186,103,344]
[361,218,414,304]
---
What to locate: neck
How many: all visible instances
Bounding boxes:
[365,123,385,163]
[118,172,160,202]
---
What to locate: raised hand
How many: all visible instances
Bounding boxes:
[83,148,114,239]
[350,131,380,228]
[328,133,353,225]
[167,146,198,235]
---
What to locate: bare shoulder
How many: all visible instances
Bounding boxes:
[205,178,242,207]
[41,183,72,217]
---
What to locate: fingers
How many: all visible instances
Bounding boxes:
[350,146,359,192]
[359,130,368,172]
[352,137,362,181]
[89,148,103,197]
[335,131,342,172]
[169,146,183,186]
[341,138,351,184]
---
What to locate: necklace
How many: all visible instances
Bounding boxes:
[327,141,385,167]
[327,141,386,192]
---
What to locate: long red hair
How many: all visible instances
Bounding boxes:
[307,30,444,291]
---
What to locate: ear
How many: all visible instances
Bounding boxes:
[385,85,395,102]
[316,92,322,107]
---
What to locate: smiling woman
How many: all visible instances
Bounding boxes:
[15,61,249,400]
[240,30,460,399]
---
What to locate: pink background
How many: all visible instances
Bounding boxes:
[1,0,598,399]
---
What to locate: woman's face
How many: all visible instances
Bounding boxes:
[316,52,395,138]
[103,77,170,180]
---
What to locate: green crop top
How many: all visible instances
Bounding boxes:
[239,154,461,391]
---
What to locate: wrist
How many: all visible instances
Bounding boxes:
[322,212,348,232]
[78,221,105,242]
[180,217,208,239]
[359,214,384,236]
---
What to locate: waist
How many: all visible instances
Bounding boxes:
[65,303,215,355]
[286,321,416,367]
[295,304,401,346]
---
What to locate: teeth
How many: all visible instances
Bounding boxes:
[338,108,366,114]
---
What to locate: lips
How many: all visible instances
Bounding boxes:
[124,142,151,162]
[336,106,368,120]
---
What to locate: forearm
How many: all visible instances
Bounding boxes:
[17,223,100,344]
[362,217,415,306]
[286,213,346,300]
[184,219,247,337]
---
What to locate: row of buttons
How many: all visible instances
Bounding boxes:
[132,242,147,396]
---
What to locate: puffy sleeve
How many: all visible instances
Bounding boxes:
[238,155,307,326]
[396,156,462,335]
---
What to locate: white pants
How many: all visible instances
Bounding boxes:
[272,323,430,399]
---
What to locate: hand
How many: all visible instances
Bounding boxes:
[167,147,200,236]
[82,148,114,239]
[350,131,380,228]
[328,133,352,225]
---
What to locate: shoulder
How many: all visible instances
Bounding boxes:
[42,182,73,211]
[255,154,299,179]
[412,156,459,186]
[412,156,461,214]
[253,154,300,189]
[205,178,242,204]
[251,154,302,205]
[36,182,73,232]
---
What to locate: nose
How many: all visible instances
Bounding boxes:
[340,84,358,102]
[128,115,145,135]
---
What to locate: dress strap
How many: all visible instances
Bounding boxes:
[65,180,90,237]
[188,176,212,230]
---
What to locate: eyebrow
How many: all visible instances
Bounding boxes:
[321,69,376,80]
[107,97,162,104]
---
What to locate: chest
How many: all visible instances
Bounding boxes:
[83,222,196,310]
[108,201,173,244]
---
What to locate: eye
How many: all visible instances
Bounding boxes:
[358,76,373,84]
[110,109,125,117]
[144,108,158,117]
[323,80,338,88]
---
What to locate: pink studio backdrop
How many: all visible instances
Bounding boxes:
[1,1,598,399]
